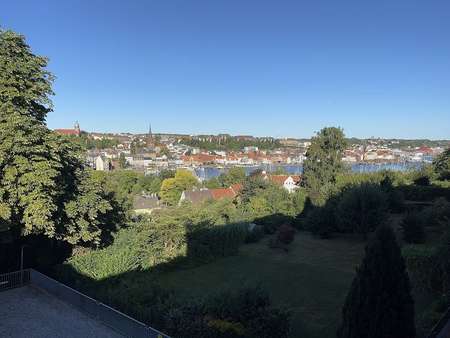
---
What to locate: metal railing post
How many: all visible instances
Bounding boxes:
[20,244,28,284]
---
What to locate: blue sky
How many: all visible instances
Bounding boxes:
[2,0,450,139]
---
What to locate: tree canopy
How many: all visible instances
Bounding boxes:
[159,169,199,206]
[0,29,123,246]
[302,127,347,204]
[433,148,450,181]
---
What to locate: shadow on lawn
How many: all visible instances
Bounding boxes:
[47,216,294,337]
[7,182,449,337]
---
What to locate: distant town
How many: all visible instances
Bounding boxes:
[55,122,449,177]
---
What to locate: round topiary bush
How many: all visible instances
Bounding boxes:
[277,224,296,244]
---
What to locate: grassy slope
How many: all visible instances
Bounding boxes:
[155,233,365,338]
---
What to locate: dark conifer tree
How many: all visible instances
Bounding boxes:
[337,225,416,338]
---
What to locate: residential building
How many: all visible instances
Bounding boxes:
[133,194,160,214]
[95,156,111,171]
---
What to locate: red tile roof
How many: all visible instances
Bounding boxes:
[181,154,219,164]
[230,183,243,194]
[269,175,302,185]
[54,129,80,136]
[210,187,236,200]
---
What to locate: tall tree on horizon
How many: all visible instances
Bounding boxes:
[337,225,416,338]
[302,127,347,204]
[433,148,450,181]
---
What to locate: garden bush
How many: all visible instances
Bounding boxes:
[398,185,450,202]
[335,183,388,236]
[277,224,296,244]
[165,286,291,338]
[413,175,431,186]
[245,224,265,243]
[402,212,426,244]
[254,213,294,235]
[387,189,405,213]
[187,222,248,262]
[303,203,336,238]
[403,245,440,292]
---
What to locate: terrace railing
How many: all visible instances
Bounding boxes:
[0,268,169,338]
[428,305,450,338]
[29,269,170,338]
[0,269,30,292]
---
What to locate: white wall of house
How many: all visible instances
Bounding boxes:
[95,156,109,171]
[283,176,299,193]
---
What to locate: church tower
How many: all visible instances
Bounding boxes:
[146,123,153,147]
[74,121,81,136]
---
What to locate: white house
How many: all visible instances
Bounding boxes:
[95,156,111,171]
[262,173,302,193]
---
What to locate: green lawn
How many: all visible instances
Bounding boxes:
[155,233,365,338]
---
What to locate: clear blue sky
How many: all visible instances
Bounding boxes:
[2,0,450,139]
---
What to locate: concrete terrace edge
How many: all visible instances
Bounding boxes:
[29,269,170,338]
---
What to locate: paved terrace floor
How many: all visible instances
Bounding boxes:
[0,286,123,338]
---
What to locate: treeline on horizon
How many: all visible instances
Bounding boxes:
[61,130,449,151]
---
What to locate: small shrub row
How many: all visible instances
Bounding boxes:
[165,286,291,338]
[245,224,265,243]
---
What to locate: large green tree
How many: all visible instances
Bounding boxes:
[337,225,416,338]
[218,166,246,187]
[302,127,347,204]
[433,148,450,181]
[159,169,199,206]
[0,29,123,246]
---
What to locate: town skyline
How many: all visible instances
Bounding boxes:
[54,121,450,141]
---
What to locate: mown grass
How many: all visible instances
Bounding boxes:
[155,233,365,338]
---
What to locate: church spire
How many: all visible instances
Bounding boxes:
[147,123,153,147]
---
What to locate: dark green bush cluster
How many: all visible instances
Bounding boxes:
[402,212,426,244]
[407,198,450,231]
[303,203,336,238]
[403,233,450,337]
[245,224,265,243]
[336,183,388,235]
[55,264,290,338]
[277,224,296,244]
[404,229,450,295]
[398,185,450,202]
[165,286,291,338]
[403,245,440,292]
[254,213,294,235]
[338,226,416,338]
[303,183,389,238]
[187,223,248,262]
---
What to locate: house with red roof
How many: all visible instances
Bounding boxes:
[262,173,301,193]
[179,184,242,205]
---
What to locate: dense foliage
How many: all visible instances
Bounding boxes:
[166,287,290,338]
[302,127,347,204]
[402,212,426,244]
[338,225,416,338]
[181,136,281,151]
[434,148,450,181]
[335,183,388,236]
[0,30,123,246]
[159,169,199,205]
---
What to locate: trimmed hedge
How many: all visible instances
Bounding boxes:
[403,245,440,293]
[398,185,450,202]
